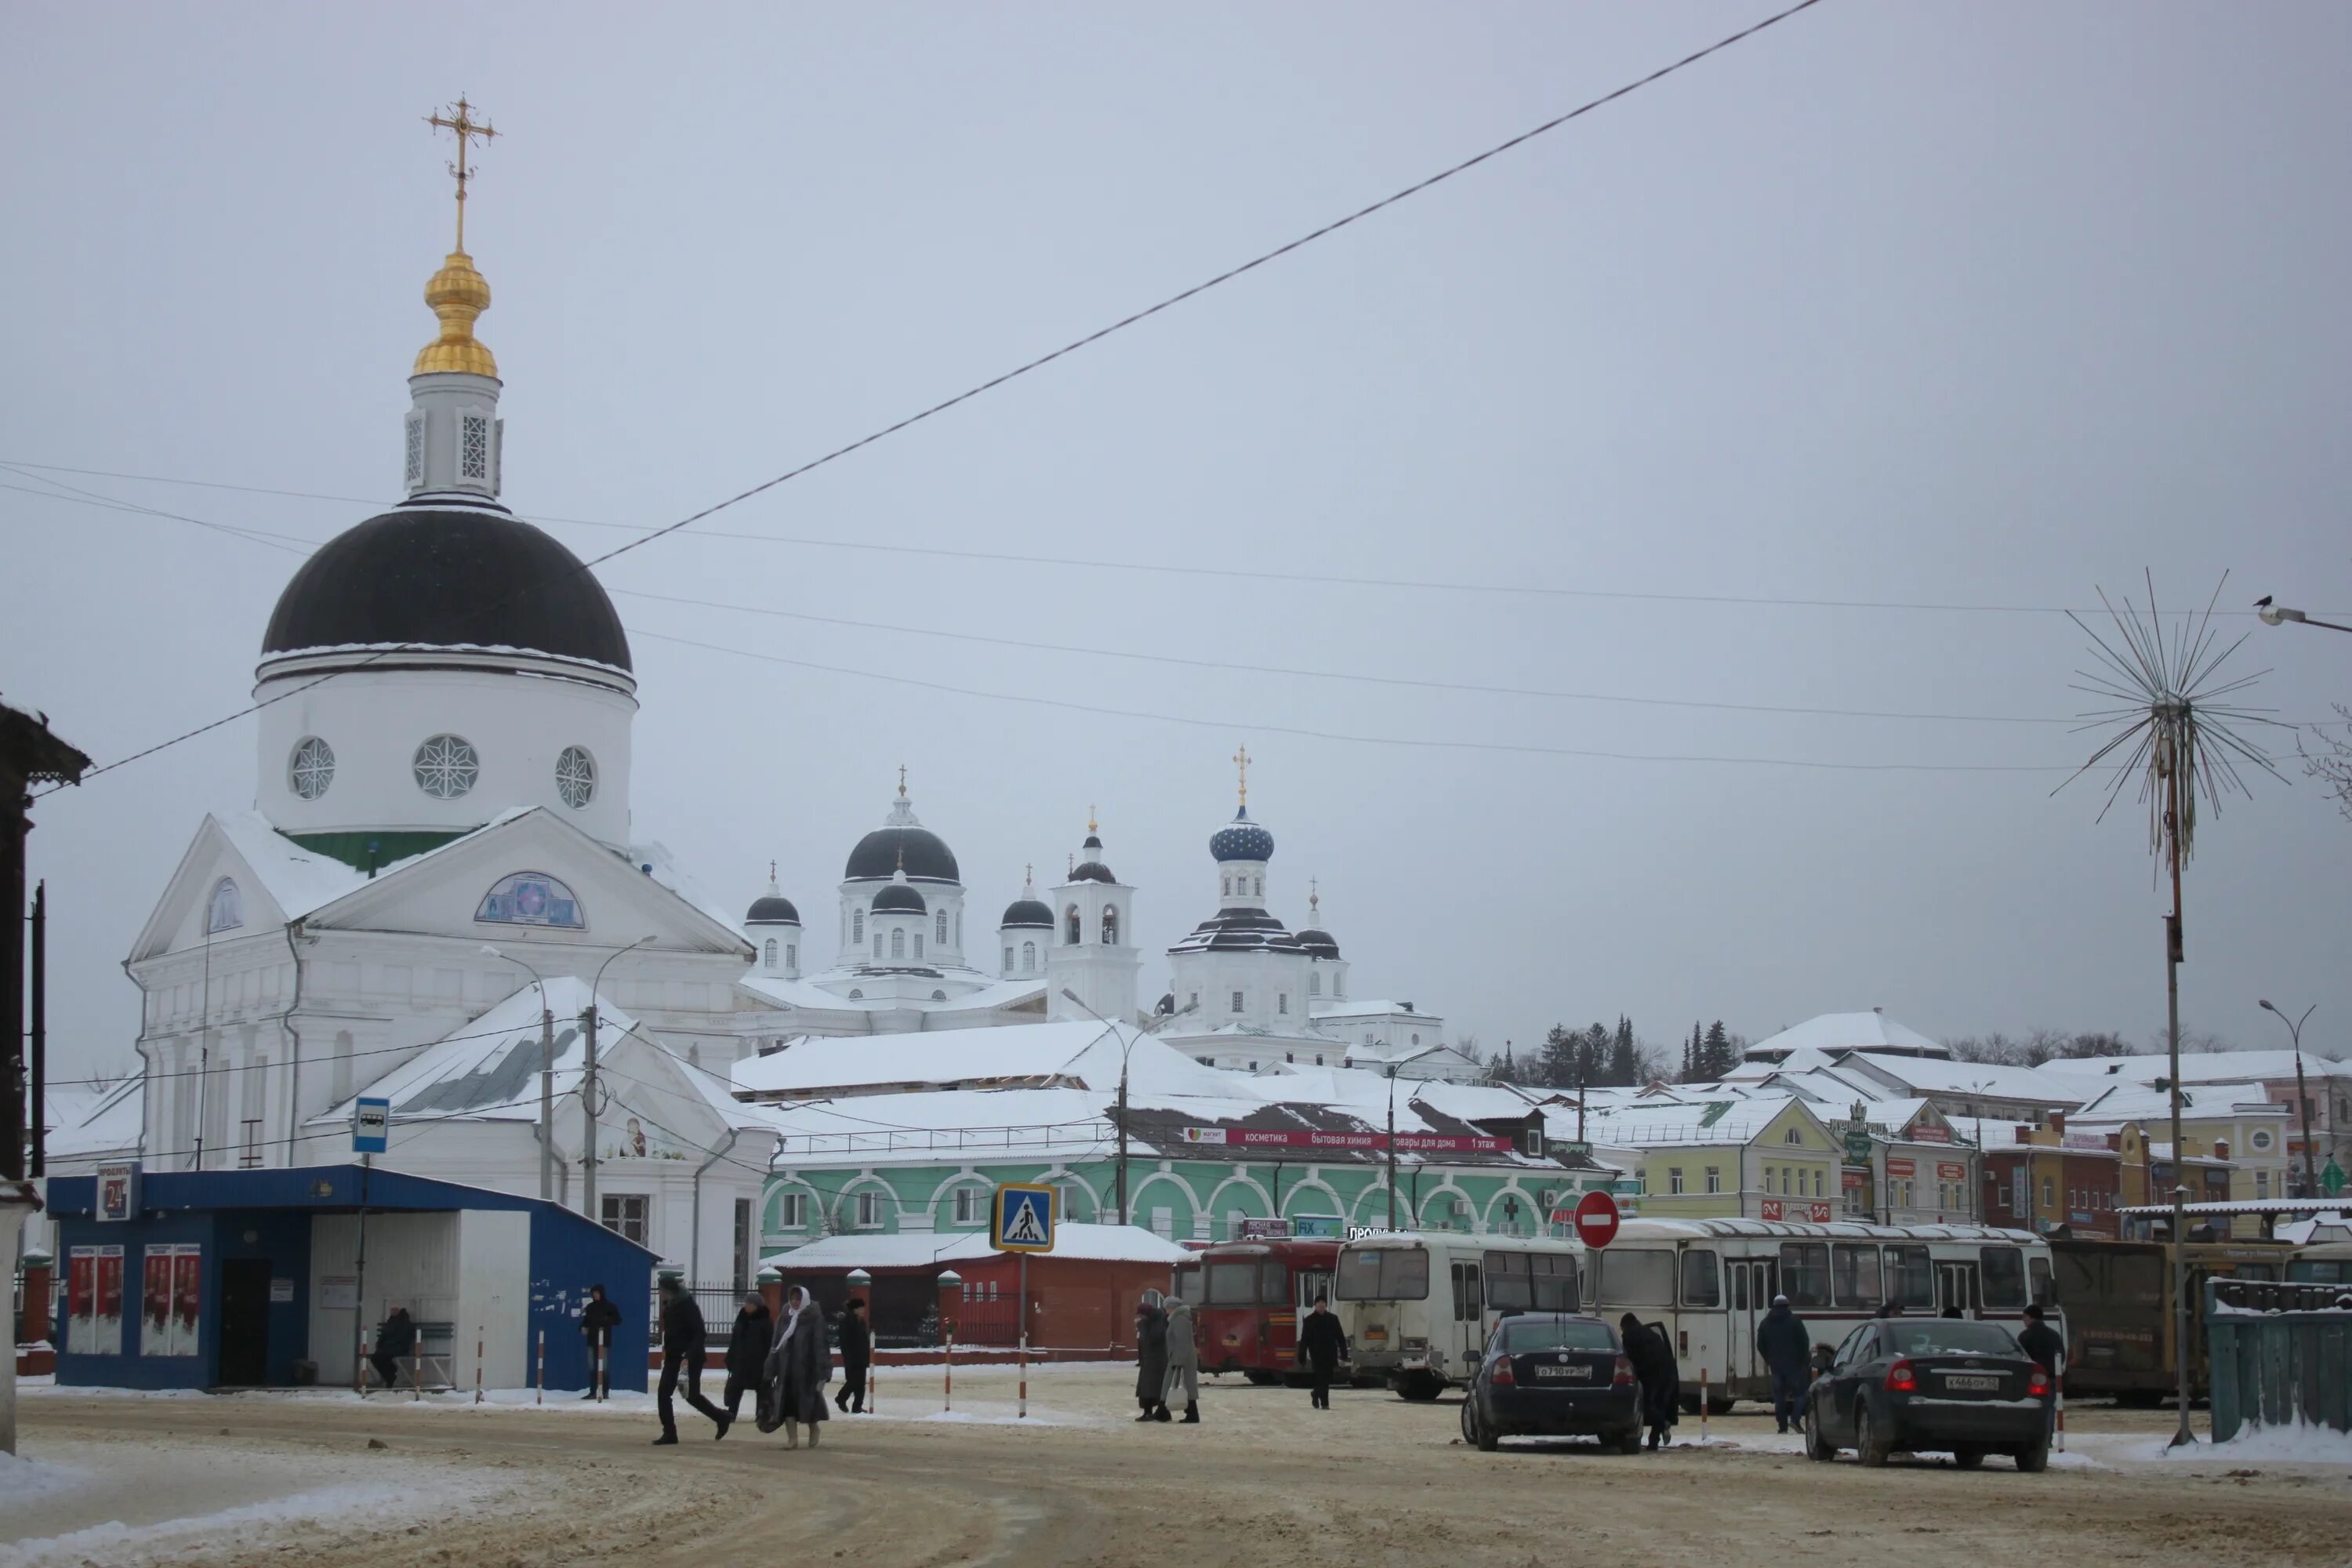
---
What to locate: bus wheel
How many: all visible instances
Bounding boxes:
[1243,1370,1280,1386]
[1397,1373,1444,1402]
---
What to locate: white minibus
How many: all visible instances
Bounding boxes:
[1334,1230,1587,1399]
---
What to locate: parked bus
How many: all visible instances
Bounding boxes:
[1573,1218,2057,1409]
[2052,1236,2293,1403]
[2285,1230,2352,1287]
[1171,1237,1340,1384]
[1333,1231,1585,1400]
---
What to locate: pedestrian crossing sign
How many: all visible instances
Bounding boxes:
[993,1182,1058,1253]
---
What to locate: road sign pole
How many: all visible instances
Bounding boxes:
[1018,1251,1029,1421]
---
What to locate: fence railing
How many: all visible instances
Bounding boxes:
[2205,1278,2352,1439]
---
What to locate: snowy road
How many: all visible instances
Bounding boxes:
[8,1368,2349,1567]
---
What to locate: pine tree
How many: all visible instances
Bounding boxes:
[1537,1024,1580,1090]
[1701,1019,1733,1079]
[1607,1015,1637,1086]
[1682,1022,1703,1083]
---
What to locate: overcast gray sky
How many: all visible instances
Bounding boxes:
[5,2,2347,1080]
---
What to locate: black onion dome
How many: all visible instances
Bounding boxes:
[746,895,801,925]
[844,826,960,884]
[1209,808,1274,863]
[262,506,631,672]
[1000,898,1054,928]
[1298,929,1340,960]
[1168,907,1301,956]
[871,882,927,913]
[1069,861,1117,884]
[1082,834,1103,851]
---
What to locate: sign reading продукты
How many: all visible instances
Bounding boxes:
[992,1182,1057,1253]
[352,1097,391,1155]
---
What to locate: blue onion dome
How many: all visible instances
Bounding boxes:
[746,895,800,926]
[1209,807,1274,863]
[871,881,927,914]
[1000,897,1054,928]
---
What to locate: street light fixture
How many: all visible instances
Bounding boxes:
[2258,999,2321,1198]
[1061,987,1196,1225]
[1385,1045,1446,1231]
[2255,601,2352,634]
[583,936,654,1218]
[480,943,559,1203]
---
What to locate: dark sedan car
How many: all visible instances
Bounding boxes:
[1806,1318,2054,1471]
[1460,1312,1642,1454]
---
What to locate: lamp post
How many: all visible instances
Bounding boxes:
[583,937,653,1220]
[1385,1045,1446,1230]
[481,944,557,1202]
[1061,988,1195,1225]
[2256,601,2352,635]
[2258,1000,2321,1199]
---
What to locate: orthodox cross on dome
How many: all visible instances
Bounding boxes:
[1309,877,1319,917]
[1088,804,1098,834]
[1232,745,1250,810]
[898,763,908,798]
[426,95,499,251]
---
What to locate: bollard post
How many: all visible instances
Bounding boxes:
[536,1329,545,1406]
[2053,1352,2066,1453]
[1699,1367,1709,1446]
[1019,1329,1029,1421]
[358,1320,370,1399]
[474,1323,485,1405]
[595,1341,606,1403]
[411,1348,421,1402]
[944,1332,953,1414]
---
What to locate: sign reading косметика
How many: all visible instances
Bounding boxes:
[1181,1127,1510,1153]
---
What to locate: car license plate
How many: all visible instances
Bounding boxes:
[1943,1374,2000,1392]
[1534,1364,1592,1380]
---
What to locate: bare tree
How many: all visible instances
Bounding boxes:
[2299,704,2352,822]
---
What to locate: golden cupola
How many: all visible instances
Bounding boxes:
[414,249,496,378]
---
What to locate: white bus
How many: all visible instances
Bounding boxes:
[1577,1218,2057,1408]
[1333,1230,1587,1400]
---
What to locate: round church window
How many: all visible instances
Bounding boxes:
[289,735,335,800]
[556,745,597,808]
[412,734,480,799]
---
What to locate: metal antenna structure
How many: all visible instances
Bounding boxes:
[2058,571,2281,1450]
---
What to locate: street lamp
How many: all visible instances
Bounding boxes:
[1061,988,1196,1225]
[2258,999,2321,1199]
[1385,1045,1446,1230]
[2255,601,2352,635]
[481,943,558,1203]
[583,936,654,1218]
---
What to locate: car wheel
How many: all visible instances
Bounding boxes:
[1805,1399,1837,1463]
[1951,1446,1985,1470]
[1397,1373,1443,1403]
[1856,1405,1892,1468]
[2015,1439,2049,1474]
[1462,1399,1499,1452]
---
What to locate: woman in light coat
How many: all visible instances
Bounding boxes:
[761,1286,833,1448]
[1163,1294,1201,1424]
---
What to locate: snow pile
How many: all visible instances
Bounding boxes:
[2190,1421,2352,1465]
[0,1453,93,1506]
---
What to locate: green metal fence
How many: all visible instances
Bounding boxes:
[2204,1278,2352,1441]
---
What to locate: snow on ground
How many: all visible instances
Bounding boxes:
[0,1452,96,1506]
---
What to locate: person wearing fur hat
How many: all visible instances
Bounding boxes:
[833,1297,873,1414]
[1134,1290,1172,1422]
[1163,1292,1201,1424]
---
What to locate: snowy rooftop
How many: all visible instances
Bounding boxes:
[2069,1080,2288,1124]
[2041,1051,2352,1087]
[1833,1052,2085,1105]
[764,1221,1192,1272]
[1744,1011,1947,1061]
[731,1020,1241,1102]
[1575,1094,1813,1147]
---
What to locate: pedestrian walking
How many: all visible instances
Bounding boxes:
[761,1284,832,1449]
[1755,1293,1812,1434]
[1134,1290,1171,1422]
[653,1278,728,1444]
[833,1297,872,1414]
[368,1305,416,1389]
[717,1291,771,1434]
[2016,1301,2064,1440]
[1163,1293,1201,1424]
[579,1283,621,1399]
[1296,1294,1348,1411]
[1618,1313,1679,1451]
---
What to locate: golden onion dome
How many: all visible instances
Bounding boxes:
[413,249,497,377]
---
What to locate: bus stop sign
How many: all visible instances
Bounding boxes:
[1573,1190,1621,1249]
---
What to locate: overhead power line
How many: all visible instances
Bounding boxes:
[24,0,1831,793]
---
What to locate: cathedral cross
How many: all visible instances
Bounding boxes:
[426,96,499,250]
[1232,744,1250,808]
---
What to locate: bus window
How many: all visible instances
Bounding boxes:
[1483,1251,1532,1312]
[1680,1248,1721,1308]
[1451,1261,1483,1322]
[1831,1243,1882,1310]
[1207,1261,1260,1305]
[1733,1263,1748,1313]
[1298,1269,1332,1308]
[1595,1249,1675,1307]
[2288,1260,2349,1285]
[1979,1246,2027,1309]
[1337,1247,1429,1301]
[1779,1243,1831,1308]
[1533,1253,1579,1312]
[2029,1254,2054,1306]
[2234,1262,2278,1283]
[1886,1244,1936,1311]
[1173,1263,1203,1305]
[1261,1260,1289,1303]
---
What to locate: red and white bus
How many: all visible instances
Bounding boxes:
[1171,1237,1341,1384]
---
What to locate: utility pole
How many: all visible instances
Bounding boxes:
[581,998,600,1220]
[2161,748,2192,1451]
[1116,1065,1130,1227]
[538,998,555,1203]
[2259,1000,2320,1198]
[28,882,45,1178]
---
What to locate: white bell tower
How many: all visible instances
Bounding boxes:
[1045,811,1140,1024]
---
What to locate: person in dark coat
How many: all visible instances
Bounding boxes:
[762,1285,832,1448]
[2016,1303,2063,1377]
[1134,1291,1171,1422]
[1619,1313,1679,1451]
[719,1292,772,1431]
[579,1283,622,1399]
[1296,1294,1349,1411]
[1754,1294,1812,1434]
[653,1278,727,1444]
[369,1306,416,1390]
[833,1297,873,1414]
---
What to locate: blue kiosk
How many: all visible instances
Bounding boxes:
[44,1165,653,1393]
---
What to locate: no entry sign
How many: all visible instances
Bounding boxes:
[1572,1190,1621,1249]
